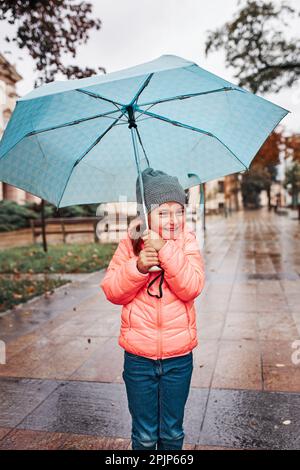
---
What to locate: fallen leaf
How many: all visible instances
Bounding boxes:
[26,286,35,294]
[12,293,22,299]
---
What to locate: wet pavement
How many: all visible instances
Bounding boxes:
[0,206,299,450]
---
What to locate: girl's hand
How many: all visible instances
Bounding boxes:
[142,229,166,252]
[137,245,160,274]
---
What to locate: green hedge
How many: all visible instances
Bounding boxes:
[0,200,100,232]
[0,200,38,232]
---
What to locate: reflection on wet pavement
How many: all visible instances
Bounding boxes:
[0,207,299,449]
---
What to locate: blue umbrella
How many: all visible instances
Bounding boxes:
[0,54,290,226]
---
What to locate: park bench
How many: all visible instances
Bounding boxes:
[30,217,102,244]
[29,215,137,244]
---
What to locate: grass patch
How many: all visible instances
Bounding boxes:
[0,242,118,313]
[0,277,70,313]
[0,242,118,274]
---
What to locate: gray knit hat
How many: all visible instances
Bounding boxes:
[136,167,187,216]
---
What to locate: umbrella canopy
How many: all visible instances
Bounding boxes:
[0,54,290,208]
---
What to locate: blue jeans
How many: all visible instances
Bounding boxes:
[122,350,193,451]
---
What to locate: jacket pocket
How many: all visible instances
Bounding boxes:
[185,303,192,341]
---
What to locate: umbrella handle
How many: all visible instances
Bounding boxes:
[148,265,162,272]
[142,215,162,273]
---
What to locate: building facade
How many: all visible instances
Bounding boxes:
[0,53,40,205]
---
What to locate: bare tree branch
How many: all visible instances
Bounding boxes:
[205,0,300,93]
[0,0,105,86]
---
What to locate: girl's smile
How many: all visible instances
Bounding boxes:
[148,201,185,240]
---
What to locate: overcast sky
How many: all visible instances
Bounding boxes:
[1,0,299,134]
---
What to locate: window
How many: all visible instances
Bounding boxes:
[218,180,224,193]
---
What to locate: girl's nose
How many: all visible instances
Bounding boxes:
[170,214,179,225]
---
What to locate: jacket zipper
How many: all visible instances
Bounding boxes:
[158,296,162,359]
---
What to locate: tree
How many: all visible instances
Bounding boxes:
[284,133,300,163]
[0,0,105,87]
[242,129,298,209]
[205,0,300,93]
[249,129,285,208]
[284,162,300,208]
[241,167,270,208]
[0,0,105,251]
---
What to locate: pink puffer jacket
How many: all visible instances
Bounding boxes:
[100,225,205,360]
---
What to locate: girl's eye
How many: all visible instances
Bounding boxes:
[159,211,184,216]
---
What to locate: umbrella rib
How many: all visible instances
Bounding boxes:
[56,111,126,208]
[24,110,127,138]
[0,110,127,162]
[135,107,248,171]
[75,89,124,111]
[135,126,150,167]
[138,86,245,107]
[130,73,154,106]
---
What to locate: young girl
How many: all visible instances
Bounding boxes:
[100,167,205,451]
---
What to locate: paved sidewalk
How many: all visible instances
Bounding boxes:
[0,207,299,450]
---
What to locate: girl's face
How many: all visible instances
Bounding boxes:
[148,201,185,239]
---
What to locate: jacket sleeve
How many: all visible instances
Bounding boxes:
[100,238,150,305]
[158,231,205,302]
